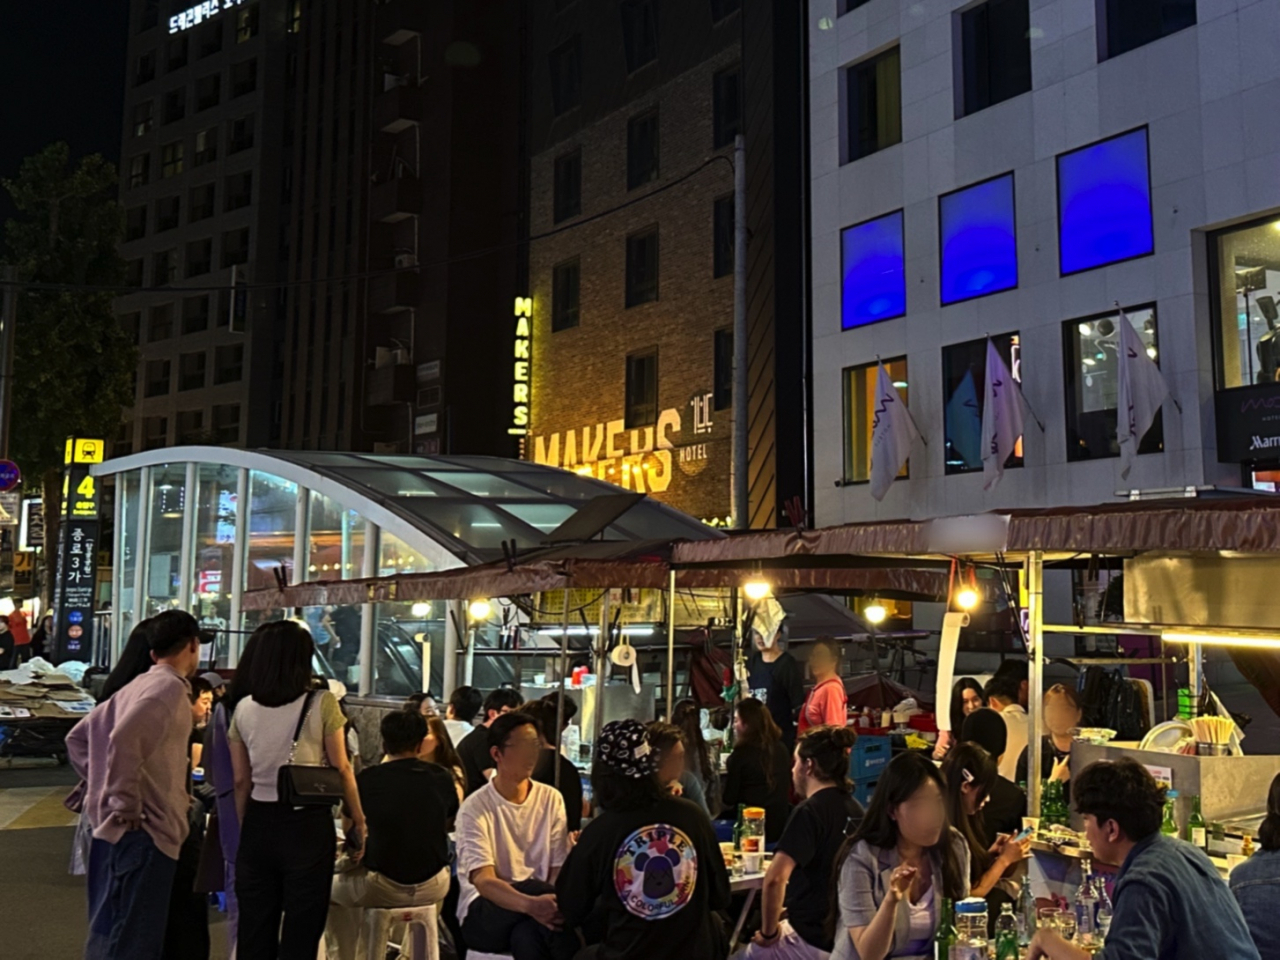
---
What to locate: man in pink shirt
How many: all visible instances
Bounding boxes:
[798,636,848,733]
[67,609,202,960]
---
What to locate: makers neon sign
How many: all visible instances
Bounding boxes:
[510,297,531,436]
[169,0,249,35]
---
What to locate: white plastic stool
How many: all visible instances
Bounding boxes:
[362,902,441,960]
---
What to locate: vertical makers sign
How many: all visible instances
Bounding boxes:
[510,296,532,436]
[53,438,103,662]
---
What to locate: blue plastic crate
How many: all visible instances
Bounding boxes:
[849,735,891,779]
[853,776,880,808]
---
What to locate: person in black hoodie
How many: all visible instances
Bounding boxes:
[722,698,794,843]
[746,618,805,748]
[557,720,730,960]
[962,707,1027,842]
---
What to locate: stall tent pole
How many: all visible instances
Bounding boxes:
[443,598,463,697]
[555,589,570,791]
[357,521,378,696]
[464,623,476,686]
[595,591,610,751]
[227,468,249,664]
[1027,550,1045,818]
[291,487,309,590]
[177,461,197,616]
[132,466,151,633]
[1188,642,1203,700]
[666,570,676,719]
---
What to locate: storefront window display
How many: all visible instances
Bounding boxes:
[1213,215,1280,388]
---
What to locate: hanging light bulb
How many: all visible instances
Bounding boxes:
[956,586,979,610]
[742,579,772,602]
[468,599,492,621]
[864,601,887,625]
[411,602,431,618]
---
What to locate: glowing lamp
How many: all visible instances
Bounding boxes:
[468,599,492,621]
[742,580,772,602]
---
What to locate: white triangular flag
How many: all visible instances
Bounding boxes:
[869,362,919,501]
[1117,308,1169,480]
[981,338,1024,491]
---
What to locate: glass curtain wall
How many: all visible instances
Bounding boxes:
[242,471,297,632]
[117,470,142,646]
[145,465,187,616]
[192,464,238,650]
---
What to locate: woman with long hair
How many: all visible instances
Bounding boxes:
[941,742,1027,918]
[556,720,731,959]
[229,619,366,959]
[649,721,711,815]
[672,698,722,817]
[420,714,466,804]
[799,636,847,733]
[722,698,794,842]
[97,619,156,701]
[829,751,970,960]
[933,678,987,760]
[748,725,864,959]
[1230,772,1280,959]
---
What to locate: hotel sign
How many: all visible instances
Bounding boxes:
[510,297,531,436]
[169,0,249,34]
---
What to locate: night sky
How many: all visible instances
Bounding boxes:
[0,0,129,228]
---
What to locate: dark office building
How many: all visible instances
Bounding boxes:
[523,0,810,528]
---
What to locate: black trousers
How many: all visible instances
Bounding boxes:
[162,805,210,959]
[235,800,335,960]
[460,877,578,960]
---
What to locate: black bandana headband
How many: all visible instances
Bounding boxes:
[595,719,658,779]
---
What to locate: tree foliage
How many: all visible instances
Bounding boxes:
[3,142,137,483]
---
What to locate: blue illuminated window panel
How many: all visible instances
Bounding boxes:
[940,173,1018,305]
[841,210,906,329]
[1057,128,1154,275]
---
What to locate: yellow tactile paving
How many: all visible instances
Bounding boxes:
[0,787,78,830]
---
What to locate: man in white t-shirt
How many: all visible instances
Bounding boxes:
[456,711,576,960]
[985,675,1029,783]
[443,684,481,747]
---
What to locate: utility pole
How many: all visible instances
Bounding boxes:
[0,266,17,460]
[731,135,748,530]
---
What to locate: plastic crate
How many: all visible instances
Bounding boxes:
[853,776,880,808]
[849,735,891,780]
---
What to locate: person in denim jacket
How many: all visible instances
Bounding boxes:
[1230,773,1280,960]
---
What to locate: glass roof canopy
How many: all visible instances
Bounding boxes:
[262,451,714,562]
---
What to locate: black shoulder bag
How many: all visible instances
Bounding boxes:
[276,690,345,806]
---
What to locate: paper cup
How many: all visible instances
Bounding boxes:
[743,852,763,874]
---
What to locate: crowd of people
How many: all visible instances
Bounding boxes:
[61,618,1280,960]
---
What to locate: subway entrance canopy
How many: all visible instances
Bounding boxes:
[93,447,725,697]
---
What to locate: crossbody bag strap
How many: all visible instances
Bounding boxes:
[286,690,318,766]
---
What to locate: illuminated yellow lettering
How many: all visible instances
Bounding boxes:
[657,408,681,449]
[513,361,529,381]
[583,425,603,463]
[534,434,560,466]
[605,419,625,459]
[513,383,529,403]
[515,315,530,337]
[647,450,673,493]
[513,406,528,427]
[563,428,578,468]
[77,476,96,499]
[514,338,530,360]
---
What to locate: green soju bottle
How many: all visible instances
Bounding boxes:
[1161,791,1179,837]
[934,897,958,960]
[1187,794,1207,850]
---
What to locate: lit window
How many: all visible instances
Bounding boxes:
[841,210,905,329]
[1211,216,1280,389]
[843,357,909,483]
[939,173,1017,305]
[1056,128,1153,276]
[845,46,901,162]
[942,334,1022,475]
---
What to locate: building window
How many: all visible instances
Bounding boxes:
[136,51,156,86]
[182,295,210,334]
[213,404,241,443]
[229,115,254,153]
[231,59,257,98]
[845,46,901,162]
[179,352,207,391]
[843,357,909,484]
[133,101,154,136]
[222,227,250,267]
[625,227,659,307]
[549,37,582,116]
[189,183,215,221]
[177,410,205,444]
[841,210,905,329]
[939,173,1018,305]
[125,258,144,287]
[288,0,302,34]
[713,66,741,148]
[625,349,659,428]
[841,0,874,11]
[145,359,172,397]
[194,127,218,166]
[156,195,181,232]
[713,195,734,278]
[129,154,150,188]
[711,0,741,23]
[627,110,659,190]
[714,328,733,411]
[552,259,580,332]
[958,0,1031,117]
[1101,0,1195,60]
[621,0,658,73]
[237,3,260,43]
[153,249,177,286]
[1063,305,1162,461]
[167,35,188,72]
[215,345,245,384]
[162,88,185,125]
[196,74,221,111]
[1212,215,1280,390]
[185,238,212,277]
[148,303,174,341]
[121,312,142,345]
[125,206,147,242]
[553,149,582,223]
[1057,128,1153,275]
[143,416,169,450]
[942,334,1023,474]
[199,22,223,58]
[140,0,159,31]
[225,171,253,211]
[161,141,183,178]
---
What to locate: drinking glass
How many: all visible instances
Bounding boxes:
[1060,912,1077,942]
[1038,907,1061,932]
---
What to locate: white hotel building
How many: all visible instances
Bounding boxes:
[808,0,1280,526]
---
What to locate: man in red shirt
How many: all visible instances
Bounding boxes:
[798,636,847,732]
[8,602,30,662]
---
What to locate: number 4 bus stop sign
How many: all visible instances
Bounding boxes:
[53,438,103,663]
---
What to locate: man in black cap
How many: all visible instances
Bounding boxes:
[962,707,1027,841]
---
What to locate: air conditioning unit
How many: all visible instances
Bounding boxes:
[394,252,418,269]
[374,346,410,368]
